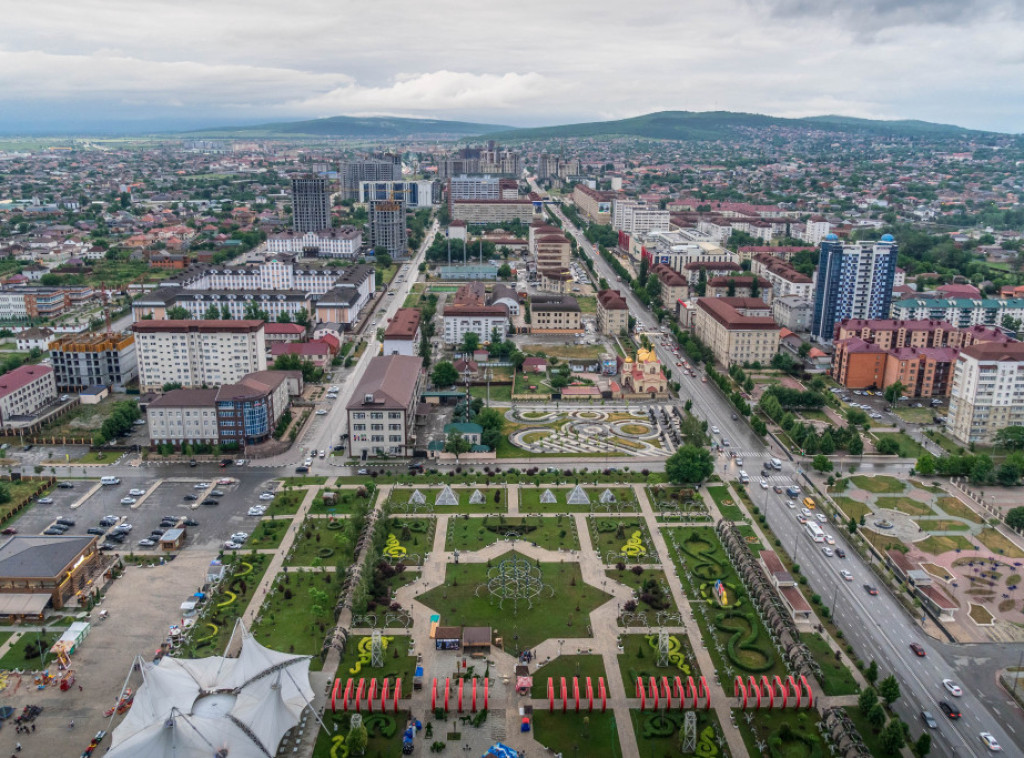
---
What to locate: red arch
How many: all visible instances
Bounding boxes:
[773,675,786,709]
[586,677,594,713]
[471,678,477,713]
[367,679,377,713]
[759,675,773,709]
[355,678,366,712]
[393,679,401,713]
[636,677,646,710]
[787,675,800,708]
[648,676,659,710]
[431,678,437,711]
[560,677,568,714]
[800,675,813,709]
[734,676,747,708]
[699,676,710,710]
[380,679,389,713]
[548,678,554,712]
[599,677,607,712]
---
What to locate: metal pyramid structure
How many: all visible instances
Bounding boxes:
[540,489,557,504]
[599,488,617,504]
[469,489,485,505]
[567,485,590,505]
[408,489,427,505]
[436,484,459,507]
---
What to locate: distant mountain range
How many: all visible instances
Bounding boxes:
[186,115,512,139]
[481,110,998,142]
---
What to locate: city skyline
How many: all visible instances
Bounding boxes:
[2,0,1023,134]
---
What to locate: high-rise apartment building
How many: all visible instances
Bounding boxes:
[340,155,402,200]
[290,175,331,233]
[811,234,898,343]
[369,200,408,259]
[946,341,1024,445]
[48,332,138,391]
[132,320,267,392]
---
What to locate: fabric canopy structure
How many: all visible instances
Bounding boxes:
[108,625,313,758]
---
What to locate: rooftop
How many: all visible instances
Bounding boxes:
[696,297,777,330]
[384,308,422,339]
[0,535,96,578]
[0,364,53,400]
[133,320,264,334]
[347,355,423,411]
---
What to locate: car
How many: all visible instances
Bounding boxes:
[758,479,769,489]
[920,711,938,729]
[786,500,796,509]
[839,569,853,581]
[773,485,783,494]
[210,490,224,497]
[57,482,74,489]
[160,519,178,528]
[247,506,267,516]
[195,482,210,489]
[864,584,878,595]
[231,532,248,541]
[326,394,338,400]
[910,642,926,657]
[149,529,165,537]
[37,497,54,504]
[99,516,118,526]
[259,493,274,501]
[1,527,17,535]
[815,513,827,523]
[357,468,368,475]
[821,546,834,557]
[980,732,1002,751]
[43,527,65,535]
[711,426,720,434]
[114,524,132,533]
[137,538,156,547]
[224,541,243,550]
[303,458,313,467]
[939,701,960,719]
[319,450,326,458]
[189,459,198,467]
[99,542,118,551]
[835,548,846,558]
[107,533,126,543]
[129,488,146,496]
[201,499,219,506]
[295,466,309,474]
[120,497,137,505]
[133,418,146,425]
[797,515,809,524]
[183,494,198,502]
[942,679,962,696]
[55,518,75,526]
[60,394,70,402]
[182,518,199,527]
[219,459,232,468]
[329,386,339,393]
[824,534,835,545]
[87,527,106,536]
[315,409,328,416]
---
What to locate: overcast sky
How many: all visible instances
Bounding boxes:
[3,0,1024,134]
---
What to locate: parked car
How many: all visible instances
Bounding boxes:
[223,541,243,550]
[37,497,54,505]
[315,410,328,416]
[129,488,146,496]
[87,527,106,536]
[182,518,199,527]
[183,494,198,502]
[137,538,156,547]
[210,490,225,497]
[194,483,210,489]
[55,518,75,527]
[259,493,275,501]
[57,482,74,489]
[201,498,219,506]
[1,527,17,535]
[120,497,137,505]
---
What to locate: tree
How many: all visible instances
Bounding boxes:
[665,446,714,485]
[374,251,393,269]
[497,263,512,280]
[797,341,812,358]
[879,674,901,706]
[883,381,905,408]
[996,462,1021,486]
[916,453,936,475]
[819,430,835,455]
[749,275,760,298]
[346,722,368,755]
[166,305,191,320]
[879,719,906,755]
[812,454,833,473]
[848,433,864,457]
[204,304,220,320]
[462,332,480,353]
[995,426,1024,450]
[431,361,458,388]
[865,660,879,685]
[858,686,878,714]
[276,311,292,323]
[294,308,310,327]
[970,454,995,485]
[220,304,232,320]
[876,437,901,455]
[1006,506,1024,531]
[867,702,887,730]
[444,428,472,459]
[914,732,932,757]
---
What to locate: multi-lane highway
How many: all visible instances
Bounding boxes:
[548,202,1018,757]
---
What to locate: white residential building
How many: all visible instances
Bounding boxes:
[0,365,57,427]
[802,218,832,245]
[347,355,424,458]
[132,320,267,392]
[266,228,363,259]
[946,342,1024,445]
[442,307,508,346]
[612,199,670,235]
[750,254,815,300]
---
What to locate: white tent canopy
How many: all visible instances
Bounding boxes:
[108,625,314,758]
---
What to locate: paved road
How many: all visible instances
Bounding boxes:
[547,201,1016,758]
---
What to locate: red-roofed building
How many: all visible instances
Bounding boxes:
[522,357,548,374]
[0,365,57,427]
[693,298,780,367]
[269,341,332,367]
[935,283,981,300]
[263,323,307,345]
[382,308,422,358]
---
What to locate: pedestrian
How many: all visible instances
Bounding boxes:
[78,684,83,691]
[30,724,34,733]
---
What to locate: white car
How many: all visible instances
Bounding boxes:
[816,513,828,523]
[129,488,146,496]
[138,538,157,547]
[822,546,834,557]
[120,497,137,505]
[980,732,1002,752]
[329,386,339,392]
[839,569,853,581]
[247,506,267,516]
[711,426,720,435]
[315,410,328,416]
[259,492,275,501]
[37,497,54,504]
[223,541,243,550]
[759,479,769,489]
[824,534,835,545]
[786,500,796,509]
[195,482,210,489]
[116,524,133,533]
[235,459,246,467]
[942,679,962,697]
[230,532,248,542]
[326,394,338,400]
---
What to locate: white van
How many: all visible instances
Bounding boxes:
[101,476,121,486]
[738,471,750,484]
[770,458,783,470]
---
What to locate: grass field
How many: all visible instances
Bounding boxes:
[894,406,937,424]
[617,633,699,694]
[390,487,508,514]
[916,519,970,532]
[976,528,1024,558]
[520,342,607,360]
[833,495,872,522]
[935,496,984,524]
[860,528,909,555]
[590,517,654,559]
[915,534,976,554]
[468,384,513,403]
[630,709,719,758]
[446,515,580,551]
[284,517,356,567]
[606,568,679,617]
[872,432,927,458]
[799,632,859,696]
[533,710,620,757]
[926,429,965,455]
[268,490,305,515]
[247,517,290,549]
[849,475,905,494]
[519,486,636,513]
[418,561,612,650]
[529,655,607,697]
[874,496,933,516]
[0,630,61,670]
[252,569,341,666]
[332,636,418,696]
[313,710,410,758]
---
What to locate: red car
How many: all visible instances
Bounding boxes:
[910,643,926,657]
[1,527,16,535]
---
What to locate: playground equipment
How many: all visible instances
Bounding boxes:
[331,677,403,713]
[429,677,489,713]
[733,674,813,709]
[546,677,607,713]
[635,675,711,711]
[476,549,554,614]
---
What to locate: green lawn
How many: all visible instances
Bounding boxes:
[331,636,418,696]
[590,517,654,560]
[926,429,965,455]
[894,406,937,424]
[606,568,679,618]
[832,496,871,522]
[533,710,620,757]
[0,630,61,670]
[76,451,116,464]
[446,515,580,551]
[390,486,508,514]
[279,476,328,486]
[874,496,933,516]
[468,384,513,403]
[706,484,744,521]
[618,633,699,694]
[383,517,435,564]
[530,655,607,697]
[248,517,290,549]
[936,496,984,524]
[849,475,905,494]
[190,554,272,655]
[519,486,636,513]
[418,561,612,650]
[799,632,859,696]
[285,517,356,567]
[915,534,976,554]
[313,710,410,758]
[976,528,1024,558]
[735,707,829,758]
[251,568,341,667]
[872,432,927,458]
[630,709,720,758]
[916,519,970,532]
[268,489,305,515]
[309,487,375,514]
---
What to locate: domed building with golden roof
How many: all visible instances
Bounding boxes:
[621,348,668,397]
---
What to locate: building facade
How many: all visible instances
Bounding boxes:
[48,333,138,391]
[266,228,363,259]
[347,355,424,458]
[369,200,408,259]
[451,200,534,225]
[612,199,670,234]
[596,289,629,336]
[358,180,435,208]
[133,320,267,392]
[340,155,402,200]
[771,296,813,333]
[290,175,331,233]
[694,297,780,368]
[0,365,57,427]
[530,295,583,334]
[812,234,898,342]
[946,342,1024,445]
[382,308,422,357]
[572,184,615,224]
[750,254,814,300]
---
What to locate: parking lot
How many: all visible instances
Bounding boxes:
[832,387,946,423]
[7,470,280,555]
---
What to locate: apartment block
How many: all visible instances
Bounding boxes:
[291,175,331,233]
[441,282,510,345]
[266,227,363,259]
[596,289,629,336]
[530,294,583,334]
[771,296,813,333]
[448,175,517,203]
[133,320,267,392]
[708,275,773,304]
[650,263,689,312]
[612,199,670,234]
[812,234,898,342]
[340,155,402,200]
[347,355,424,458]
[382,308,422,357]
[946,342,1024,445]
[750,253,814,300]
[890,297,1024,328]
[572,184,615,224]
[358,179,435,208]
[693,297,780,368]
[451,200,534,225]
[369,200,408,259]
[48,332,138,391]
[0,365,57,427]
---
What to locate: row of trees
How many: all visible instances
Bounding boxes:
[93,400,142,446]
[166,303,310,325]
[916,450,1024,486]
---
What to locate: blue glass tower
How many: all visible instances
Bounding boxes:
[811,234,898,342]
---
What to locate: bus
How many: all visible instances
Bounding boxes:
[805,522,825,543]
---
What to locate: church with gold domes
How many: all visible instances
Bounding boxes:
[620,347,668,397]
